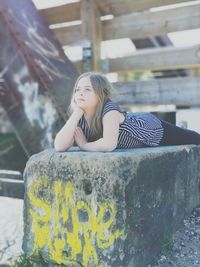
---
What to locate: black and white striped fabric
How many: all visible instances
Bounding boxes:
[78,100,164,148]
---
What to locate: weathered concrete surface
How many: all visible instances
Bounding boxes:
[23,146,200,267]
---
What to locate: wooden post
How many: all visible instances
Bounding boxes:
[80,0,102,72]
[191,67,200,77]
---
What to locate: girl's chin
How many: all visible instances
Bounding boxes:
[76,104,87,111]
[77,102,86,107]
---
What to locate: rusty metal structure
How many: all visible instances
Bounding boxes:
[0,0,79,156]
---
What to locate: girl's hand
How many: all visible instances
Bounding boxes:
[71,96,84,116]
[74,127,87,149]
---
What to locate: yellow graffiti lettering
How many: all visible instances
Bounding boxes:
[28,176,51,250]
[28,176,124,266]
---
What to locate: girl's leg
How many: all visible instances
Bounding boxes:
[159,120,200,146]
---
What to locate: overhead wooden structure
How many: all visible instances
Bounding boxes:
[37,0,200,106]
[50,3,200,44]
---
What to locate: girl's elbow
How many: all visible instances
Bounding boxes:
[54,140,68,152]
[104,142,117,152]
[54,138,74,152]
[105,147,115,152]
[54,143,66,152]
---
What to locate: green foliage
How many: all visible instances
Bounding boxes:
[8,252,54,267]
[161,233,173,257]
[10,254,34,267]
[127,71,154,81]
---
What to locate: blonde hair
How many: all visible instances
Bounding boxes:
[68,72,113,141]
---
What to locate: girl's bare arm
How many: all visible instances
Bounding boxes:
[54,109,84,152]
[75,110,120,152]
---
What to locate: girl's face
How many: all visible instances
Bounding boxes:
[74,76,99,110]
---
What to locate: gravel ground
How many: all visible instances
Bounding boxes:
[0,197,23,265]
[150,207,200,267]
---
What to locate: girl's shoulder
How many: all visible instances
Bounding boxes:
[102,99,125,117]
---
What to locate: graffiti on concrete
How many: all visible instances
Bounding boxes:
[0,52,20,82]
[14,10,68,81]
[28,176,123,266]
[13,66,57,147]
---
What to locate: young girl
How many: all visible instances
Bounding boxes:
[54,72,200,152]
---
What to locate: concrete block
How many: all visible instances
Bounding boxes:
[23,146,200,267]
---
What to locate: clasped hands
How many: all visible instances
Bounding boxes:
[71,97,88,149]
[74,127,87,150]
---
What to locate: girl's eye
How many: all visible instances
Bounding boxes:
[85,88,91,91]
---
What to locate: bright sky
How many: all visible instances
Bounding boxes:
[33,0,79,9]
[32,0,200,61]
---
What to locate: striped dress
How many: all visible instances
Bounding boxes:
[78,99,164,149]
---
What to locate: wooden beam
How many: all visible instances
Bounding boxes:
[74,45,200,73]
[52,3,200,45]
[112,77,200,106]
[191,67,200,77]
[40,2,80,24]
[103,3,200,40]
[99,0,199,14]
[51,25,83,45]
[106,45,200,72]
[0,179,24,199]
[40,0,199,25]
[0,170,22,180]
